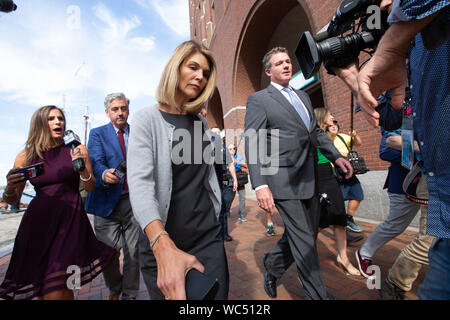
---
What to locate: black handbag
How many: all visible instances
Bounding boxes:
[336,134,369,175]
[236,171,249,186]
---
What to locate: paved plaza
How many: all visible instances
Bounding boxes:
[0,198,427,300]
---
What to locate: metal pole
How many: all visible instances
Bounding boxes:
[350,93,354,150]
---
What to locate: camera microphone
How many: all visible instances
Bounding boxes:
[313,23,330,42]
[63,130,86,172]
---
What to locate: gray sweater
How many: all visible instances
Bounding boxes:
[127,105,222,231]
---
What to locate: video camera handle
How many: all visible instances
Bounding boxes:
[328,0,382,36]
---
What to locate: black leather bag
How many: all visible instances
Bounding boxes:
[337,135,369,175]
[236,171,249,186]
[347,150,369,175]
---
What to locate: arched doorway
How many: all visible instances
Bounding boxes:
[207,87,224,130]
[233,0,324,110]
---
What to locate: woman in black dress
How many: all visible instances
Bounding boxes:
[127,41,228,300]
[314,108,360,276]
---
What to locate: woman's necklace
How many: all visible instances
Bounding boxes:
[160,102,185,114]
[173,105,184,114]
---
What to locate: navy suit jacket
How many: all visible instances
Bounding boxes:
[85,122,127,217]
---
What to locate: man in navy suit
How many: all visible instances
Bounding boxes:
[85,92,140,300]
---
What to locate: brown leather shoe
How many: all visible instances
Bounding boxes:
[107,294,120,300]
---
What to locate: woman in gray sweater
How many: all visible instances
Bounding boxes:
[127,41,228,300]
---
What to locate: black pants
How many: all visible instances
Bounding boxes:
[263,197,332,300]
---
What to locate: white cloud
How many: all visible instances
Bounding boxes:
[0,1,173,185]
[93,3,142,46]
[0,2,165,107]
[130,36,156,52]
[146,0,190,38]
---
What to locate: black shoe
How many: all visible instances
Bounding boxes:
[262,254,277,298]
[347,232,363,243]
[379,277,406,300]
[264,271,277,298]
[224,235,233,242]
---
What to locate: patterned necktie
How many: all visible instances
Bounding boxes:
[282,87,311,129]
[118,129,128,191]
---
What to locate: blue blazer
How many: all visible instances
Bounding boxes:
[85,122,126,217]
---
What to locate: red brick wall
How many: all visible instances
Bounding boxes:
[189,0,387,170]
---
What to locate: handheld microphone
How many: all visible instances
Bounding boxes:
[63,130,86,172]
[114,160,127,179]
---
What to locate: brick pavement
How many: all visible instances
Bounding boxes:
[0,199,427,300]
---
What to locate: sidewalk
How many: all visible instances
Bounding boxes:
[0,199,427,300]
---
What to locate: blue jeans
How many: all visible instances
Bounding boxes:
[418,238,450,300]
[219,186,235,238]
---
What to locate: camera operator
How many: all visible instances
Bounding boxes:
[335,0,449,299]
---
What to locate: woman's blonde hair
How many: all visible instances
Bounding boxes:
[314,107,331,131]
[156,40,217,115]
[25,105,66,165]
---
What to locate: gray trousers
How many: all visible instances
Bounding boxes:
[236,186,246,219]
[94,197,140,299]
[359,192,420,260]
[263,198,332,300]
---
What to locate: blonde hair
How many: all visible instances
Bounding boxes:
[314,107,331,131]
[25,105,66,165]
[156,40,217,115]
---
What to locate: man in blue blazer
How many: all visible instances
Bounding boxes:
[85,92,140,300]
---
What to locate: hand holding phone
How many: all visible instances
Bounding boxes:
[11,162,45,182]
[185,269,218,300]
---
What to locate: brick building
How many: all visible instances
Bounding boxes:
[189,0,387,171]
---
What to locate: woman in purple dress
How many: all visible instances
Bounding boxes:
[0,106,115,300]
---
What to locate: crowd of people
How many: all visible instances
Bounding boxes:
[0,0,448,301]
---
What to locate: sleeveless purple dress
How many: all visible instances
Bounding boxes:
[0,145,115,300]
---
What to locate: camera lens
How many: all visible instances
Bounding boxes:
[296,30,379,79]
[295,31,321,79]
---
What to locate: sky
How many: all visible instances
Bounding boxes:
[0,0,190,186]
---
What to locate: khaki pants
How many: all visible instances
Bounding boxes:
[388,175,435,292]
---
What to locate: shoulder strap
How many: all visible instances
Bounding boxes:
[350,93,354,149]
[336,134,350,152]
